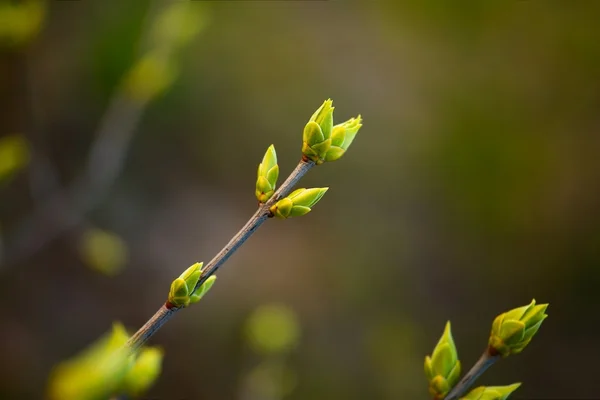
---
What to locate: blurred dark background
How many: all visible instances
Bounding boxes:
[1,1,600,399]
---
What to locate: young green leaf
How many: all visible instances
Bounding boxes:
[324,115,363,162]
[270,188,329,219]
[424,321,461,399]
[489,300,548,357]
[255,144,279,203]
[302,99,334,164]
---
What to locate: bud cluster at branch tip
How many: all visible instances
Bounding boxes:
[270,187,328,219]
[424,321,461,399]
[302,99,363,164]
[460,383,521,400]
[489,299,548,357]
[255,144,279,203]
[168,262,217,308]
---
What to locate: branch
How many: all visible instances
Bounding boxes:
[443,348,500,400]
[125,159,315,351]
[1,0,190,268]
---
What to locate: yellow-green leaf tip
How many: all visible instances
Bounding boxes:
[424,321,461,399]
[460,383,521,400]
[255,144,279,203]
[269,188,329,219]
[325,115,363,162]
[189,275,217,304]
[489,299,548,357]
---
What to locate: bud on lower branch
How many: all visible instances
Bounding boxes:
[424,321,461,399]
[460,383,521,400]
[488,299,548,357]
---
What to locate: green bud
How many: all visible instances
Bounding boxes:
[168,262,202,307]
[189,275,217,304]
[122,346,164,397]
[324,115,363,162]
[424,321,461,400]
[255,144,279,203]
[270,188,328,219]
[302,99,334,164]
[460,383,521,400]
[168,263,217,307]
[489,299,548,357]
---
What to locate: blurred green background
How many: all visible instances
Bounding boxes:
[1,0,600,399]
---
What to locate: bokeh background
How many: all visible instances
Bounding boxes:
[1,0,600,399]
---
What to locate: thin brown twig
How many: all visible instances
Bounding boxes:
[443,348,500,400]
[125,158,315,351]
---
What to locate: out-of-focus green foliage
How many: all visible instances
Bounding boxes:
[0,134,30,183]
[243,360,298,400]
[461,383,521,400]
[123,51,178,104]
[47,323,132,400]
[121,346,164,397]
[121,2,209,104]
[78,228,128,276]
[241,304,301,399]
[0,0,45,48]
[150,1,209,51]
[245,303,300,356]
[47,323,163,400]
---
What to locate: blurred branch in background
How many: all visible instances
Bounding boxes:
[0,0,45,265]
[0,0,210,271]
